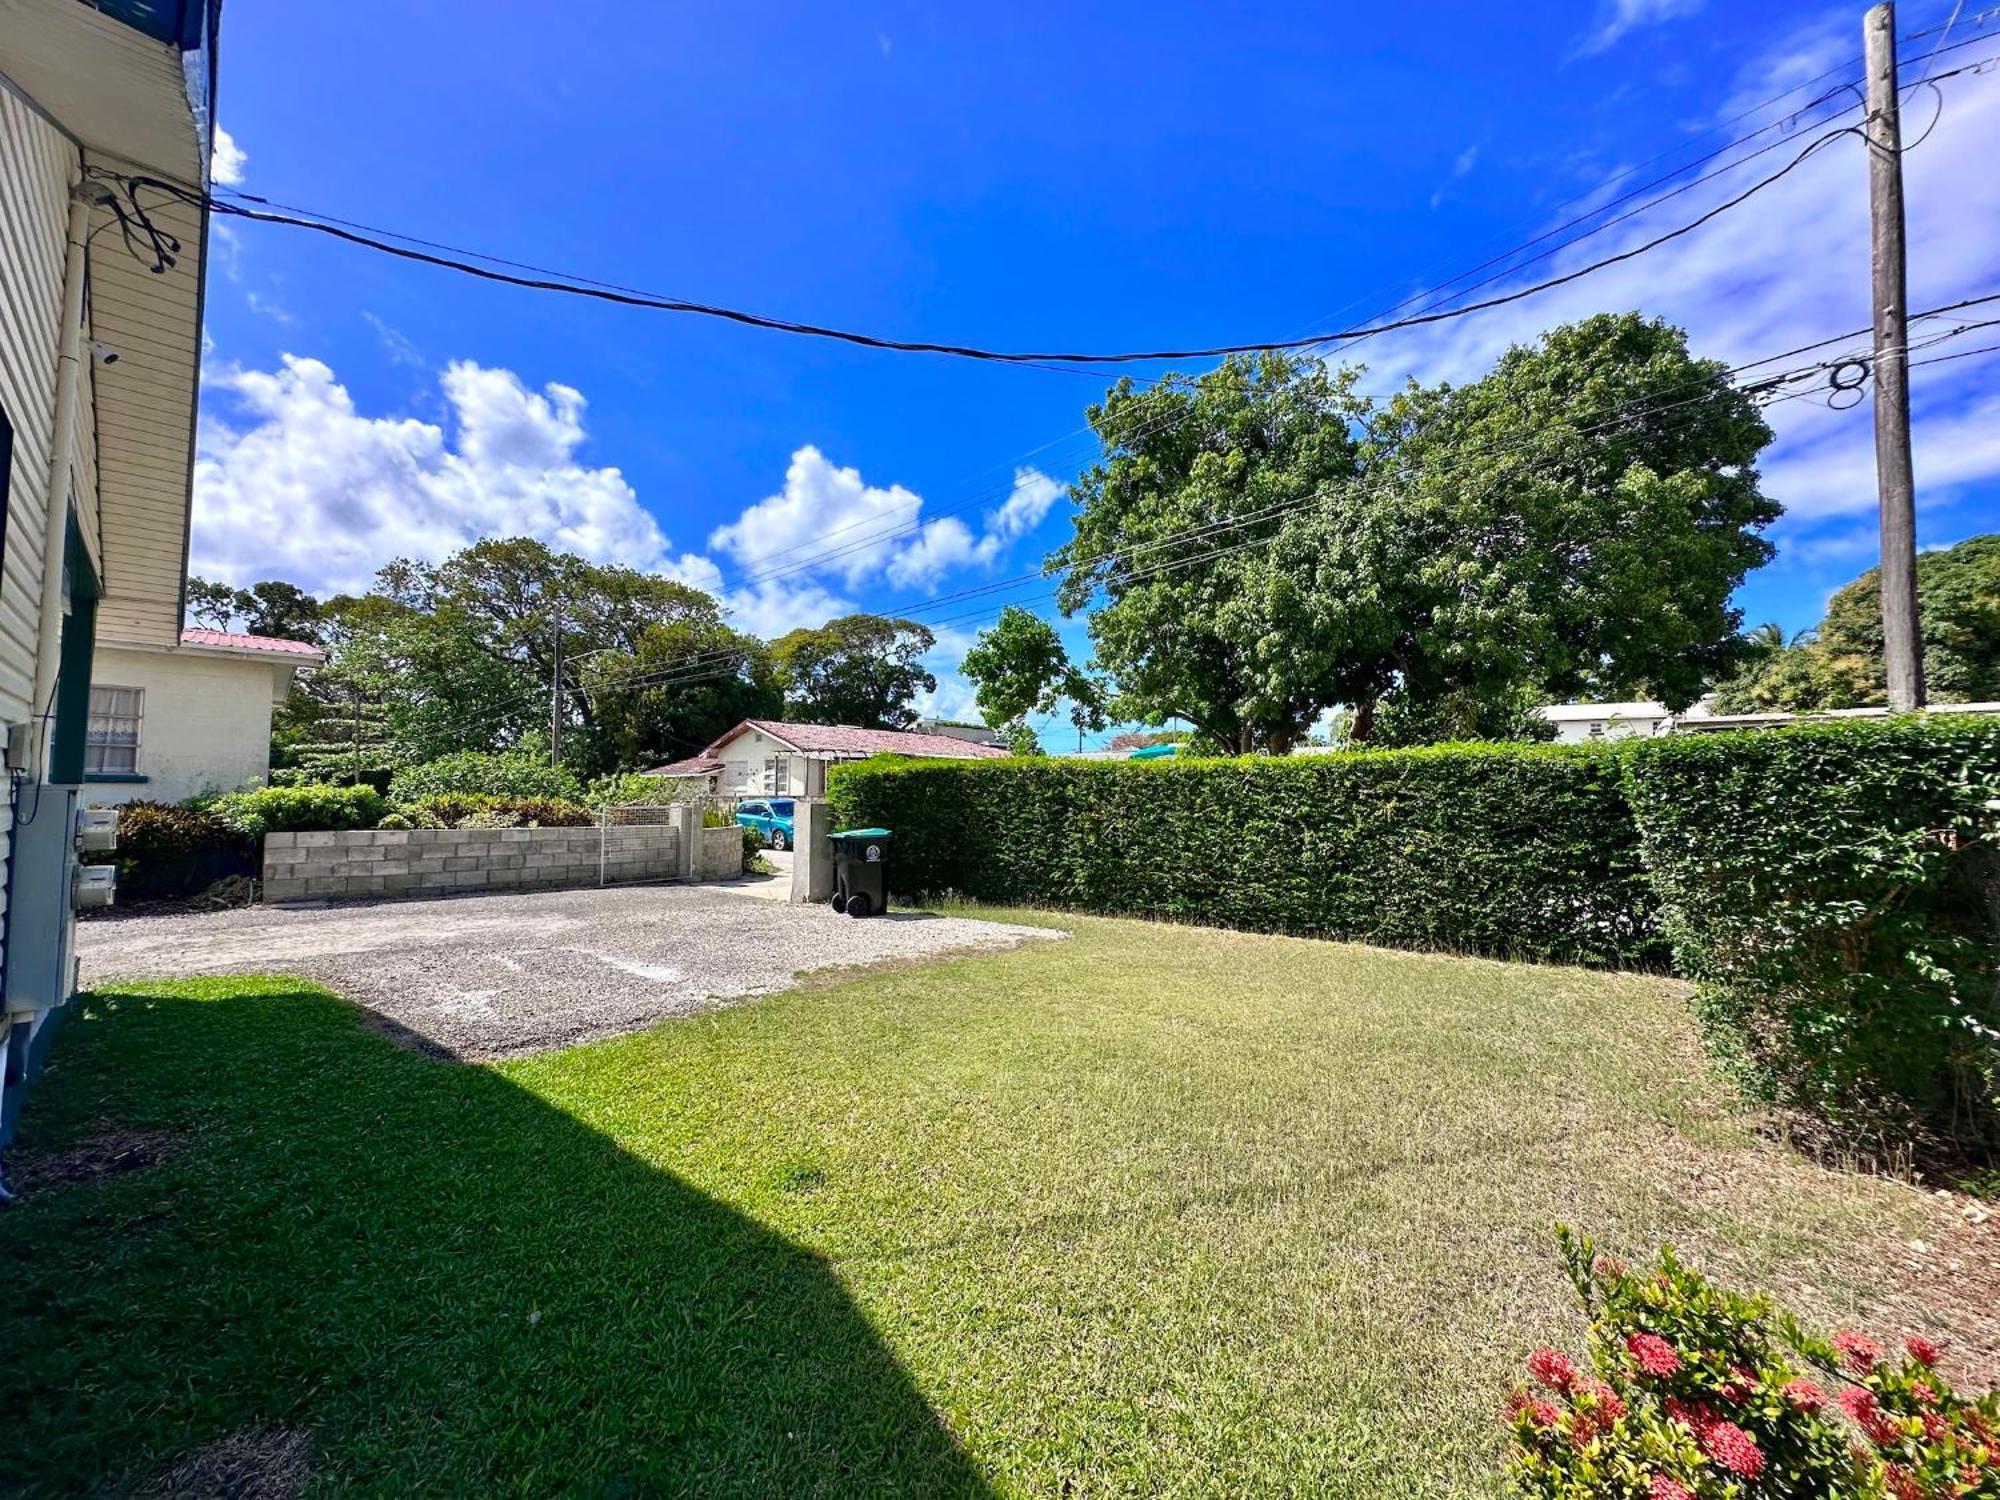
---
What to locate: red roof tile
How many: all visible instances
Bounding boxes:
[642,757,726,777]
[179,628,324,659]
[710,719,1009,759]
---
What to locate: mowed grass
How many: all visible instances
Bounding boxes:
[0,912,1949,1497]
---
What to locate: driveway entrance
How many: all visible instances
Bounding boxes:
[79,884,1058,1059]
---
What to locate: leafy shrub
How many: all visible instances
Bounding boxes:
[1507,1229,1998,1497]
[394,793,593,829]
[388,751,584,806]
[206,782,388,839]
[828,743,1663,966]
[1624,717,2000,1161]
[702,802,739,829]
[585,771,692,808]
[106,801,254,900]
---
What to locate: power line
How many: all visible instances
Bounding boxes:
[96,118,1864,368]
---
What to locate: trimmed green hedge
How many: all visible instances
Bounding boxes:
[832,720,2000,1160]
[205,783,388,839]
[829,743,1663,967]
[386,793,594,829]
[1625,717,2000,1157]
[388,752,584,806]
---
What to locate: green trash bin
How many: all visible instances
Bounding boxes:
[828,827,891,918]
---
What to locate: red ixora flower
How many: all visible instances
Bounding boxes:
[1626,1331,1682,1379]
[1833,1330,1883,1373]
[1839,1387,1903,1448]
[1782,1377,1828,1412]
[1904,1334,1943,1367]
[1527,1347,1577,1391]
[1574,1377,1627,1429]
[1699,1417,1765,1479]
[1648,1476,1696,1500]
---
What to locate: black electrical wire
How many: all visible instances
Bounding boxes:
[95,122,1858,368]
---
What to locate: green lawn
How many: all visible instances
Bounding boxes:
[0,912,1959,1497]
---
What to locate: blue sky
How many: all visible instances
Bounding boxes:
[192,0,2000,737]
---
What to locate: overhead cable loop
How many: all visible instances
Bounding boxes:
[85,169,181,274]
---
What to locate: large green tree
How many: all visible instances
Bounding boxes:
[184,576,324,642]
[584,617,780,768]
[960,605,1108,748]
[770,614,937,728]
[1053,315,1779,748]
[1713,533,2000,711]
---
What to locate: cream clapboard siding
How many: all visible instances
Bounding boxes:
[0,87,81,953]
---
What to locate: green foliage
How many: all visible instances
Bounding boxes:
[106,801,253,900]
[388,751,585,805]
[1714,534,2000,712]
[583,772,694,808]
[394,793,593,829]
[1055,317,1777,750]
[1508,1230,1998,1497]
[583,616,778,769]
[205,782,388,839]
[1056,351,1369,752]
[1624,718,2000,1160]
[770,613,937,729]
[1002,720,1045,757]
[960,606,1106,740]
[829,742,1662,966]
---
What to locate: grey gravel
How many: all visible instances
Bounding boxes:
[78,884,1062,1059]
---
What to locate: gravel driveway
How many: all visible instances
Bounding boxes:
[78,886,1061,1060]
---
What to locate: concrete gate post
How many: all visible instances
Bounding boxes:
[669,802,699,883]
[790,799,836,905]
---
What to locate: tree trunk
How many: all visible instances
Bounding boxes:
[1350,698,1376,743]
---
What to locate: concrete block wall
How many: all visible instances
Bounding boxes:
[699,823,745,882]
[263,825,681,902]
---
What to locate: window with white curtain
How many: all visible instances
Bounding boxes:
[86,685,143,775]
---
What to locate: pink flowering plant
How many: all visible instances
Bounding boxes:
[1505,1228,1999,1498]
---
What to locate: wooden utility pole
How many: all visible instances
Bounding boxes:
[1864,1,1926,711]
[549,600,564,767]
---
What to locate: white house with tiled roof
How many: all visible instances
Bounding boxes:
[649,718,1008,797]
[86,629,324,805]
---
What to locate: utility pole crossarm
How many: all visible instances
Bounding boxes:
[1864,1,1926,711]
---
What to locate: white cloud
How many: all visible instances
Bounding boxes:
[1352,26,2000,546]
[709,447,1062,596]
[1572,0,1704,58]
[210,125,247,186]
[191,357,1059,647]
[363,311,426,369]
[1431,144,1482,209]
[990,467,1064,542]
[193,355,676,593]
[709,445,921,587]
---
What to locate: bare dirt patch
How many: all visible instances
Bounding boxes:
[7,1127,184,1196]
[142,1427,313,1500]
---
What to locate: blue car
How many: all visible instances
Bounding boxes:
[735,798,796,850]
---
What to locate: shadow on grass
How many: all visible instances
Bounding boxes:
[0,982,992,1497]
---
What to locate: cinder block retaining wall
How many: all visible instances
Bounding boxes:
[699,823,745,881]
[264,825,681,902]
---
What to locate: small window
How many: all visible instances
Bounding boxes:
[766,753,791,793]
[86,685,142,775]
